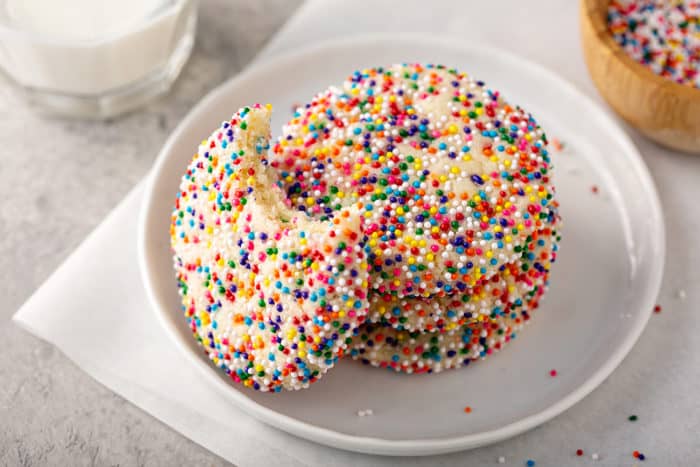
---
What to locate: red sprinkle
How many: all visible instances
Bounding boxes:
[591,185,599,194]
[550,369,558,377]
[653,305,662,314]
[464,406,472,413]
[576,449,584,456]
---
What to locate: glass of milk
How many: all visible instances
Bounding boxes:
[0,0,197,118]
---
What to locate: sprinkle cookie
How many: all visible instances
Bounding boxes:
[366,228,557,332]
[271,63,561,335]
[350,270,549,374]
[270,63,559,304]
[171,105,370,391]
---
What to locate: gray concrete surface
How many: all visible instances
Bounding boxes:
[0,1,301,465]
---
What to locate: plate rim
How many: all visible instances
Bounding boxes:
[137,33,666,456]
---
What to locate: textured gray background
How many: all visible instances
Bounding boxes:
[0,1,300,465]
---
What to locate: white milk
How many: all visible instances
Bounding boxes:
[7,0,166,42]
[0,0,196,116]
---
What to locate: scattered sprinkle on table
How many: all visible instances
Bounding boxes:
[576,448,584,456]
[633,450,646,460]
[677,288,687,300]
[591,185,599,194]
[629,414,639,421]
[654,304,662,313]
[526,459,536,467]
[550,369,558,377]
[551,138,566,152]
[498,456,506,464]
[464,406,473,414]
[592,452,600,461]
[357,409,374,417]
[608,0,700,89]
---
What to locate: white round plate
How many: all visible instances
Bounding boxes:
[138,35,664,456]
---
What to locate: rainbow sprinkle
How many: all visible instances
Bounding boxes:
[608,1,700,88]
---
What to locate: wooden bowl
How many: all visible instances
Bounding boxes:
[580,0,700,154]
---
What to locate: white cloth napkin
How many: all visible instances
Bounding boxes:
[14,1,700,466]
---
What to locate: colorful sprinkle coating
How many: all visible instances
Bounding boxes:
[170,105,370,391]
[608,1,700,88]
[271,64,560,341]
[350,266,548,373]
[270,64,560,310]
[364,232,557,333]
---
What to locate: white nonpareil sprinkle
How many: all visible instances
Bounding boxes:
[357,409,374,417]
[497,456,506,464]
[677,289,687,300]
[591,453,600,461]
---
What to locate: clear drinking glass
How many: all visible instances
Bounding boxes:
[0,0,197,118]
